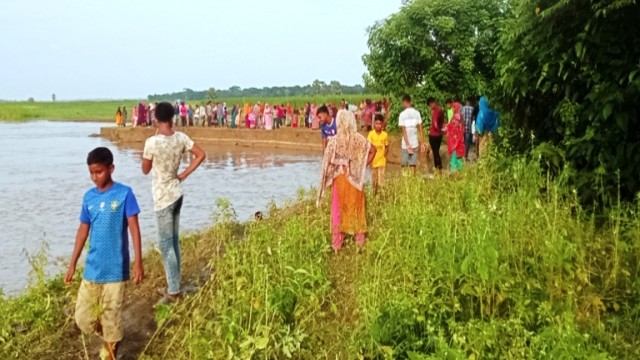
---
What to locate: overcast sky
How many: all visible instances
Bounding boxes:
[0,0,400,101]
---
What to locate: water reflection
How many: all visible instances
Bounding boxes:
[0,122,321,295]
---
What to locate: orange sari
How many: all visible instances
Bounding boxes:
[318,110,370,250]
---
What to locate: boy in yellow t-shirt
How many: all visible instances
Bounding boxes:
[368,114,389,195]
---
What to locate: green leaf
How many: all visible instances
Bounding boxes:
[575,42,583,58]
[255,336,269,350]
[602,103,613,120]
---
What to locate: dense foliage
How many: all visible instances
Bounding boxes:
[147,81,368,102]
[363,0,505,101]
[364,0,640,204]
[495,0,640,204]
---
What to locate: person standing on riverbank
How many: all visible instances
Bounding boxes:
[475,96,500,159]
[446,102,466,173]
[317,110,376,252]
[65,147,144,360]
[462,97,475,160]
[115,107,123,127]
[427,97,445,172]
[179,102,187,127]
[399,95,427,175]
[264,103,274,130]
[142,102,206,305]
[368,114,389,195]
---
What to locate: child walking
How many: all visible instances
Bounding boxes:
[142,102,206,305]
[367,114,389,195]
[65,147,144,360]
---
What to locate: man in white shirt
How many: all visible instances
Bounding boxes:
[142,102,206,304]
[398,95,427,175]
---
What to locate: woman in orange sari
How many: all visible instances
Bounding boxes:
[115,107,123,126]
[317,110,377,251]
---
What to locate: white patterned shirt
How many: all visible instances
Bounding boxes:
[143,132,194,211]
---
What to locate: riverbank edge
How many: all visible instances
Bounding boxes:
[101,126,447,167]
[0,118,111,123]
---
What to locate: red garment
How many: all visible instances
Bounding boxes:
[429,106,445,136]
[446,103,465,157]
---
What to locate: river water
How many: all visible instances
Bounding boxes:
[0,121,322,295]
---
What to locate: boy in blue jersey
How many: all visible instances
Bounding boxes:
[65,147,144,360]
[318,105,337,151]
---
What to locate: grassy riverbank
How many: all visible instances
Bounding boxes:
[2,157,640,359]
[0,101,140,122]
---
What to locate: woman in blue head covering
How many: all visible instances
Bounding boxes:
[475,96,499,158]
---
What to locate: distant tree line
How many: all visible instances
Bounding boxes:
[148,80,369,102]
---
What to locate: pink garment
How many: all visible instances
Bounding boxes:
[264,107,273,130]
[331,185,343,250]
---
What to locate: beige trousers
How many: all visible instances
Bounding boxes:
[75,280,126,343]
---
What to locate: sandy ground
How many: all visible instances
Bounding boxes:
[101,126,464,173]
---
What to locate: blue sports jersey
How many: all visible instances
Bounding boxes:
[79,182,140,283]
[321,119,337,139]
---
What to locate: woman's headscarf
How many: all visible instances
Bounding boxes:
[476,96,500,136]
[452,102,462,121]
[318,110,371,203]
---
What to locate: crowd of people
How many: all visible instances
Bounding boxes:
[317,94,500,253]
[114,98,391,130]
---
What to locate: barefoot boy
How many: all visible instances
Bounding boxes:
[142,102,206,304]
[367,114,389,195]
[65,147,144,360]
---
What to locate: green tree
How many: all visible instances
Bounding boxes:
[312,79,327,95]
[207,87,218,102]
[495,0,640,203]
[329,80,343,95]
[363,0,506,101]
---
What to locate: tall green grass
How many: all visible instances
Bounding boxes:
[139,157,640,359]
[4,155,639,359]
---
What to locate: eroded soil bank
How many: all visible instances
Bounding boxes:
[101,127,448,169]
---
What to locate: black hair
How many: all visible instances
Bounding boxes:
[445,99,453,104]
[87,147,113,166]
[466,96,474,104]
[427,97,437,105]
[155,102,175,122]
[402,94,412,103]
[317,105,329,116]
[374,114,385,122]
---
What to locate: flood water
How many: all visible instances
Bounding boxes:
[0,121,322,295]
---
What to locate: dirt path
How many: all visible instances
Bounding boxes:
[45,243,215,360]
[318,243,367,358]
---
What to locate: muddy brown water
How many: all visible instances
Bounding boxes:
[0,121,322,295]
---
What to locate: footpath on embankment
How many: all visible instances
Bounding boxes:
[100,126,448,168]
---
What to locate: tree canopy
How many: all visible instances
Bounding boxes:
[363,0,506,101]
[495,0,640,203]
[364,0,640,204]
[148,81,368,102]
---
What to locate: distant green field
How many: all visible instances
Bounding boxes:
[0,95,378,122]
[0,100,141,122]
